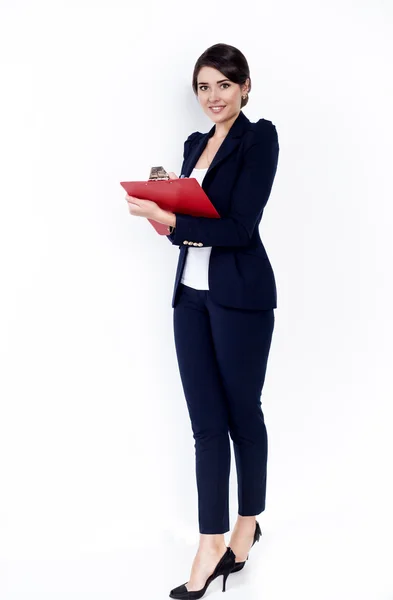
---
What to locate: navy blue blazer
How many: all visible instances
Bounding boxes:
[166,109,279,310]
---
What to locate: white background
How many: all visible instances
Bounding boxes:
[1,1,392,598]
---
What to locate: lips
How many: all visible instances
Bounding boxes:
[209,106,226,112]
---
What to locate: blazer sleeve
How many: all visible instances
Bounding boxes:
[167,122,279,247]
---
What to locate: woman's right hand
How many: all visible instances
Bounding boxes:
[167,172,179,179]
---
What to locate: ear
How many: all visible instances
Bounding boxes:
[243,77,250,94]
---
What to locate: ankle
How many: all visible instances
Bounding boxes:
[198,533,226,553]
[234,515,256,529]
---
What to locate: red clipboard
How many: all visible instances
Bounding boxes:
[120,178,220,235]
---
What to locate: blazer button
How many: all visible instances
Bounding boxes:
[183,240,188,244]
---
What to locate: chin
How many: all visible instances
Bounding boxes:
[207,110,232,120]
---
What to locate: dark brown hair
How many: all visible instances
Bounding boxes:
[192,43,251,109]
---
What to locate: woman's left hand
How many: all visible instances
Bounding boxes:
[125,195,162,220]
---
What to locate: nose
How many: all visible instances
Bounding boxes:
[208,92,220,103]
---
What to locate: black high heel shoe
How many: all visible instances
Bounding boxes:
[169,547,236,599]
[231,520,262,573]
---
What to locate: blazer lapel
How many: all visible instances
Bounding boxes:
[183,110,250,188]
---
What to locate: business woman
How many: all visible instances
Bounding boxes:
[126,43,279,599]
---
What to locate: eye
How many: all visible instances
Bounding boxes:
[199,83,231,91]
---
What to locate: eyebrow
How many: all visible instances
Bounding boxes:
[197,79,230,85]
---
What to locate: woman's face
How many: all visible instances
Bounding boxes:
[196,66,248,124]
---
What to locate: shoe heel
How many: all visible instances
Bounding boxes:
[222,571,229,592]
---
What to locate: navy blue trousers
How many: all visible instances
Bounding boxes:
[173,282,275,534]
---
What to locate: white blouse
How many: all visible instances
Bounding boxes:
[180,167,212,290]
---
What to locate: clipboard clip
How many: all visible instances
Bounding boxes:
[148,166,170,181]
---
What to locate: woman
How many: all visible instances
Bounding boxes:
[126,43,279,599]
